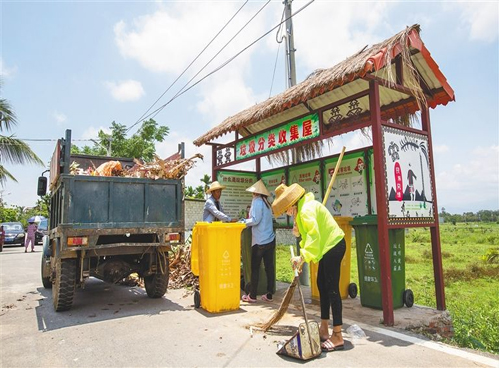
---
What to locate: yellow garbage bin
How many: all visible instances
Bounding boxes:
[194,222,246,313]
[190,223,204,277]
[310,216,357,300]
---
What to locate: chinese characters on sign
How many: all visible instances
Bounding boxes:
[289,162,322,203]
[235,113,319,160]
[324,152,368,217]
[382,126,434,224]
[217,171,257,219]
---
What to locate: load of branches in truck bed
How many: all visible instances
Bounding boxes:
[70,153,203,180]
[168,242,199,290]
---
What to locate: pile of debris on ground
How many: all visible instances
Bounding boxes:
[70,153,203,180]
[168,241,198,291]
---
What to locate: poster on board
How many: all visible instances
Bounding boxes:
[261,169,288,226]
[368,149,377,214]
[217,171,257,220]
[288,162,322,203]
[323,151,369,217]
[382,126,435,224]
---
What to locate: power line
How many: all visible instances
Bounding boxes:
[137,0,314,123]
[127,0,250,134]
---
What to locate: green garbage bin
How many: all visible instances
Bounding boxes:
[350,215,413,309]
[241,227,276,296]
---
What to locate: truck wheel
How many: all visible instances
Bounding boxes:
[41,255,52,289]
[52,258,76,311]
[144,258,169,298]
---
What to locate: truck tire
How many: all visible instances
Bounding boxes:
[41,255,52,289]
[144,259,169,298]
[52,258,76,311]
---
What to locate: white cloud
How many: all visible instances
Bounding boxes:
[285,1,390,71]
[433,144,449,154]
[0,58,18,78]
[104,80,145,102]
[52,110,67,125]
[457,2,498,42]
[81,126,111,140]
[436,145,499,210]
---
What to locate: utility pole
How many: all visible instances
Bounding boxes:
[284,0,297,88]
[283,0,309,286]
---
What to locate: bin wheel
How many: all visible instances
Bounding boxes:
[194,289,201,308]
[403,289,414,308]
[348,283,358,298]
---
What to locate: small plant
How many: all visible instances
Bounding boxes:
[483,248,499,264]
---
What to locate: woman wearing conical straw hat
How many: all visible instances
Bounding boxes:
[240,180,276,303]
[272,183,346,353]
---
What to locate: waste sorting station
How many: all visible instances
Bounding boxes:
[193,24,454,325]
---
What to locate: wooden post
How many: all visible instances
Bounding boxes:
[421,106,446,310]
[369,80,395,326]
[212,145,217,183]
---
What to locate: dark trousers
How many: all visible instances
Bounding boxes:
[249,238,276,299]
[317,238,346,326]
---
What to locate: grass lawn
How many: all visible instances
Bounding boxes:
[275,222,499,354]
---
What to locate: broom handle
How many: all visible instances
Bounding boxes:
[322,146,346,206]
[290,246,316,355]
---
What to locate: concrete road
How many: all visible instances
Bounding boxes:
[1,246,497,368]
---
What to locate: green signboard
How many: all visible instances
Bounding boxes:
[235,113,320,160]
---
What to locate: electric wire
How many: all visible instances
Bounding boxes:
[127,0,249,133]
[141,0,272,126]
[138,0,314,125]
[269,7,286,98]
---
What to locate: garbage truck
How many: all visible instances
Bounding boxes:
[38,129,185,311]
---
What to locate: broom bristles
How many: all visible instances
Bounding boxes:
[258,277,298,331]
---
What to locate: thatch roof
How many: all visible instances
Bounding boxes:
[194,24,454,147]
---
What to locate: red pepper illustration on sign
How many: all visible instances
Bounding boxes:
[394,162,403,201]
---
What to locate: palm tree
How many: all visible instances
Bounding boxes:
[200,174,211,199]
[0,82,44,185]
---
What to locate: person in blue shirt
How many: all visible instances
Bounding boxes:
[203,181,232,223]
[241,180,276,303]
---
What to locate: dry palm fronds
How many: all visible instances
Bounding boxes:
[168,242,199,290]
[95,160,123,176]
[126,153,203,180]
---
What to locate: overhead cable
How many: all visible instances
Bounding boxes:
[127,0,249,133]
[138,0,314,123]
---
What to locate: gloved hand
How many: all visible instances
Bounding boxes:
[290,255,304,273]
[238,218,246,224]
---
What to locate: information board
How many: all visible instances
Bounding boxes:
[323,151,369,217]
[288,161,322,203]
[261,169,288,226]
[382,126,435,224]
[217,171,257,219]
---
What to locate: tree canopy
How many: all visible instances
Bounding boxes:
[71,119,169,162]
[0,82,44,185]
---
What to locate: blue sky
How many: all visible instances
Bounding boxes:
[1,0,498,214]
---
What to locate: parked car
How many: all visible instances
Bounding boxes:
[35,218,48,245]
[1,222,25,246]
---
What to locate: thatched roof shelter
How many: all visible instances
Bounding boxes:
[194,24,454,147]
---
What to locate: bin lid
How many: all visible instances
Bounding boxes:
[350,215,378,226]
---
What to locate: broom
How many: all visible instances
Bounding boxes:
[260,146,346,332]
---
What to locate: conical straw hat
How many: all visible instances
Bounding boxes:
[245,179,271,197]
[206,181,226,193]
[272,183,305,217]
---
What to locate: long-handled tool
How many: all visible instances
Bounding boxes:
[260,146,346,332]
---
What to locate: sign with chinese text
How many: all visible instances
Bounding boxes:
[382,126,434,225]
[235,113,319,160]
[323,151,369,217]
[261,169,288,226]
[289,162,322,203]
[217,171,257,220]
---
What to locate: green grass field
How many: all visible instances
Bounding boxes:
[275,222,499,354]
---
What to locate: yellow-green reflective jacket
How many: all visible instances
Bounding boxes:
[296,192,345,263]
